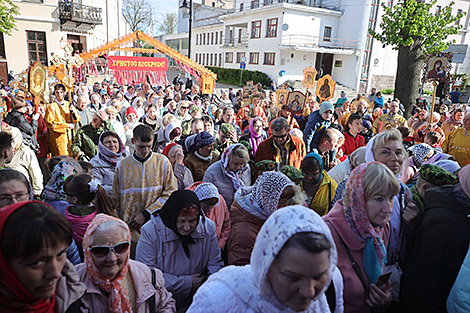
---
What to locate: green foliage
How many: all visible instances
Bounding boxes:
[207,66,272,87]
[0,0,19,35]
[157,12,177,35]
[381,88,394,94]
[370,0,464,55]
[423,90,433,95]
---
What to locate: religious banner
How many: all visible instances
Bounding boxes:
[29,61,46,97]
[425,55,451,82]
[302,66,317,89]
[316,74,336,102]
[240,81,263,115]
[199,74,215,94]
[286,90,307,114]
[275,87,289,108]
[108,56,168,71]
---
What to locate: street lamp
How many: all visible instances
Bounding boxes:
[180,0,192,59]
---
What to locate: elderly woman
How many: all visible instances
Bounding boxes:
[184,131,220,182]
[302,152,338,216]
[90,131,128,193]
[0,201,86,311]
[227,171,304,266]
[203,143,252,208]
[76,214,176,312]
[105,106,126,145]
[162,143,194,190]
[324,162,397,312]
[441,107,465,136]
[136,190,223,312]
[188,205,344,313]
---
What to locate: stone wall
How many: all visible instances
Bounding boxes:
[370,74,395,91]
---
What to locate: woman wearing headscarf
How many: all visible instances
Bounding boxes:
[136,190,223,312]
[0,201,87,312]
[441,107,465,136]
[328,146,366,185]
[162,143,194,190]
[187,205,344,313]
[203,143,252,208]
[42,158,83,215]
[154,120,182,153]
[227,171,304,266]
[184,131,220,181]
[324,162,399,312]
[401,143,434,185]
[76,214,176,312]
[90,131,128,193]
[302,152,338,216]
[239,117,267,159]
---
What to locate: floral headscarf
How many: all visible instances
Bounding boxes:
[343,162,388,284]
[446,109,464,126]
[42,160,81,201]
[410,143,433,166]
[221,144,248,191]
[98,131,127,167]
[83,214,132,313]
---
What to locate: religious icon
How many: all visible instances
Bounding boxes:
[246,81,254,88]
[426,56,448,81]
[316,74,336,102]
[276,88,288,108]
[286,90,306,114]
[302,66,317,89]
[29,61,46,97]
[199,74,215,94]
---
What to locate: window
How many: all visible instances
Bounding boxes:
[238,29,243,43]
[264,52,275,65]
[203,33,206,45]
[210,54,213,65]
[236,52,245,63]
[251,20,261,38]
[456,9,463,25]
[264,0,273,5]
[219,53,222,66]
[220,31,223,44]
[266,18,278,37]
[215,32,218,44]
[251,0,259,9]
[249,52,259,64]
[229,29,234,44]
[225,52,233,63]
[323,26,332,42]
[211,32,214,45]
[26,31,47,66]
[240,3,244,11]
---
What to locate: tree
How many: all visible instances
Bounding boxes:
[122,0,155,33]
[157,12,178,35]
[0,0,19,35]
[369,0,464,117]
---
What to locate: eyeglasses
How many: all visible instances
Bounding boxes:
[272,133,288,139]
[181,106,189,110]
[89,241,130,258]
[0,192,29,204]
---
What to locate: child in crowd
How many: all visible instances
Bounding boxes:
[303,101,334,152]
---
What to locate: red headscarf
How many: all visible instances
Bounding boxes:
[0,201,56,313]
[162,142,180,157]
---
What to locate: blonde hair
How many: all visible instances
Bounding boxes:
[372,128,404,152]
[364,162,400,200]
[229,144,250,162]
[286,184,306,206]
[105,106,117,115]
[162,114,177,128]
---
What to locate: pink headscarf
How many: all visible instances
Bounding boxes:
[249,117,264,156]
[83,214,132,313]
[459,164,470,198]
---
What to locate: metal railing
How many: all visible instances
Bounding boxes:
[58,2,102,25]
[223,37,249,47]
[281,34,357,50]
[241,0,340,11]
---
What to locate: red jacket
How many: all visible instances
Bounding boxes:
[341,131,365,156]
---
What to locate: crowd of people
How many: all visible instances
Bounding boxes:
[0,76,470,313]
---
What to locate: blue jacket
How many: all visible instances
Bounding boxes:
[303,110,331,152]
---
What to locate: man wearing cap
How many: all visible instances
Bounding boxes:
[303,101,334,152]
[214,123,237,156]
[45,83,81,156]
[255,160,278,175]
[71,110,114,160]
[401,164,470,312]
[372,99,407,133]
[184,131,220,181]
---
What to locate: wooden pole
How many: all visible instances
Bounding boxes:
[429,81,439,124]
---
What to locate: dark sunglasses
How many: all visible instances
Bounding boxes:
[89,241,130,258]
[181,106,189,109]
[272,133,288,139]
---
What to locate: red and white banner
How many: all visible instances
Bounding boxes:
[108,56,168,72]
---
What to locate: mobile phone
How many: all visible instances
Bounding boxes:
[376,272,392,287]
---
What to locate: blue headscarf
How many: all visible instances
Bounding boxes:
[303,152,324,184]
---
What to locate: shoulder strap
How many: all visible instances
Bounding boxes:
[325,281,336,313]
[326,220,369,293]
[148,268,157,313]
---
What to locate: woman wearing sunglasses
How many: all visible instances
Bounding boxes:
[0,201,87,312]
[76,214,176,313]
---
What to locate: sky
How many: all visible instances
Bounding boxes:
[148,0,203,17]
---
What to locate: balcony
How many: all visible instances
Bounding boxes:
[58,2,102,26]
[241,0,340,11]
[223,37,249,48]
[281,34,357,50]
